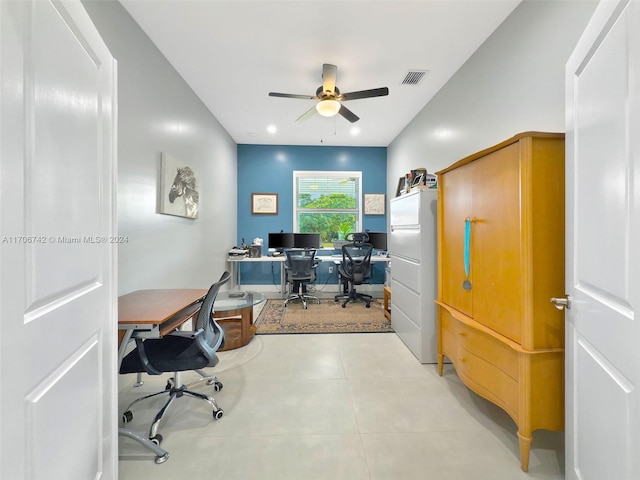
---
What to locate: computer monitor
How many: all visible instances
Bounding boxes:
[293,233,320,249]
[268,232,294,251]
[365,231,387,251]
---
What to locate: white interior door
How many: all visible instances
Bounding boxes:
[0,1,117,478]
[565,1,640,479]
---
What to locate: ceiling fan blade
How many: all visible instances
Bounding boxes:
[340,87,389,101]
[338,104,359,123]
[295,105,317,123]
[322,64,337,95]
[269,92,316,100]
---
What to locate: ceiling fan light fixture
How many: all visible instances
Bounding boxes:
[316,99,340,117]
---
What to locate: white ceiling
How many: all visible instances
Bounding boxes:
[119,0,521,147]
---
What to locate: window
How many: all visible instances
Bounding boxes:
[293,171,362,247]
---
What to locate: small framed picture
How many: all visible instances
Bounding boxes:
[395,177,405,197]
[251,193,278,214]
[364,193,385,215]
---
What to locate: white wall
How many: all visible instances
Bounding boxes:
[387,0,597,194]
[83,0,237,294]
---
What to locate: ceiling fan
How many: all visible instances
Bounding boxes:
[268,64,389,123]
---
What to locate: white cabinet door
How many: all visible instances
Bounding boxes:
[565,1,640,479]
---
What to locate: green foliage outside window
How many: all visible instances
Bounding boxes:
[297,193,357,245]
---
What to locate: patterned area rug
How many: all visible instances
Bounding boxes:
[254,298,393,334]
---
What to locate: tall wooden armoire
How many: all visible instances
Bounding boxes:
[435,132,565,471]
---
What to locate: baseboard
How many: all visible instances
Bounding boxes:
[234,283,385,300]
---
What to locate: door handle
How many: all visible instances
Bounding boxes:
[550,295,571,310]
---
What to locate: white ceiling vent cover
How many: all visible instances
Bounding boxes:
[401,70,429,85]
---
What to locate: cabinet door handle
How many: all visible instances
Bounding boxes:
[463,218,472,290]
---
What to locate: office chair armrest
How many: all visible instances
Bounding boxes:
[133,338,163,375]
[168,328,203,339]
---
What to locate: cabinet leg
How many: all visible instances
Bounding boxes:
[517,431,532,472]
[437,354,444,376]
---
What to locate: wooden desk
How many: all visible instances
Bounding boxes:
[117,289,207,364]
[117,288,207,465]
[118,289,206,327]
[117,288,266,356]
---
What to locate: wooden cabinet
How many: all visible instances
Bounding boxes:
[435,132,565,471]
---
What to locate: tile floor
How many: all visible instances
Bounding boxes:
[118,333,564,480]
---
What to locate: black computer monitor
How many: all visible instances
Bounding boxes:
[365,231,387,251]
[293,233,320,249]
[268,232,294,251]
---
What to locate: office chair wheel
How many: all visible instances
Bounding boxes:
[213,409,224,420]
[342,304,346,308]
[122,410,133,424]
[366,303,371,308]
[149,434,163,446]
[212,381,223,392]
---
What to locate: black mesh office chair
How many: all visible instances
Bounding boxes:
[334,233,373,308]
[120,271,230,445]
[284,248,319,309]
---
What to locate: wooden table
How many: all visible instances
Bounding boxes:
[212,291,266,351]
[117,289,207,360]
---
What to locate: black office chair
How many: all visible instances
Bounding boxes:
[120,271,231,445]
[335,233,373,308]
[284,248,319,309]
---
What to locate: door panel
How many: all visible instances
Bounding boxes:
[29,0,103,308]
[0,1,117,478]
[439,165,473,316]
[565,1,640,479]
[471,144,522,343]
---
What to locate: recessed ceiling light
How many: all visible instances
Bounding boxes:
[247,132,257,137]
[267,124,277,134]
[350,127,361,136]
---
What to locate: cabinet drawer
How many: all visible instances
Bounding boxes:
[390,258,421,294]
[456,345,519,417]
[390,191,420,225]
[440,307,519,381]
[441,324,459,360]
[390,228,421,262]
[390,278,421,321]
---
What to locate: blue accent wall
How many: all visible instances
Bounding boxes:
[237,144,387,286]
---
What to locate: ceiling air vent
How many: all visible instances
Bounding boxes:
[401,70,429,85]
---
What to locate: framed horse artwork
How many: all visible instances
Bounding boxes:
[159,152,199,219]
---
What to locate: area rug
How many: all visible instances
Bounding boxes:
[254,298,393,334]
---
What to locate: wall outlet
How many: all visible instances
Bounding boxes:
[328,266,334,274]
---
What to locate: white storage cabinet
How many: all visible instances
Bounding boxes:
[389,189,437,363]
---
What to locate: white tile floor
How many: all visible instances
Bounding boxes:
[118,333,565,479]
